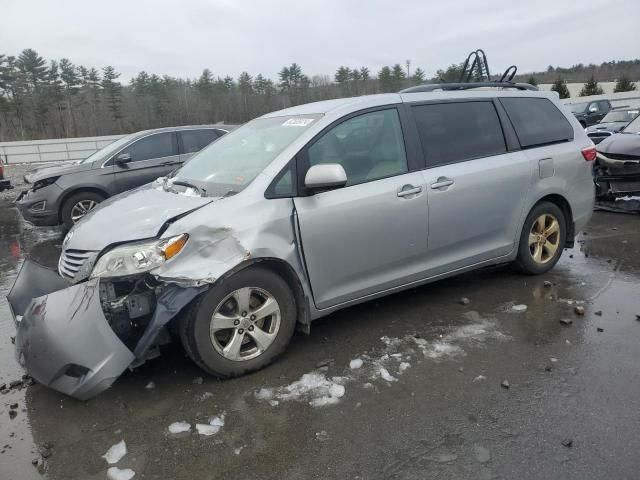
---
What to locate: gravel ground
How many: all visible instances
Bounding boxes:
[0,163,33,202]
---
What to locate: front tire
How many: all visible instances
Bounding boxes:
[179,267,297,378]
[60,191,105,229]
[513,202,566,275]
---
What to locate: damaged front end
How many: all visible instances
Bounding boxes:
[8,259,203,400]
[595,134,640,198]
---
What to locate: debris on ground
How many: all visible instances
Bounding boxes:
[512,304,527,312]
[597,327,604,333]
[544,365,553,372]
[501,380,510,389]
[145,381,156,390]
[399,362,411,372]
[107,466,136,480]
[473,444,491,463]
[168,421,191,434]
[460,297,470,305]
[8,410,17,419]
[255,372,346,408]
[349,358,363,370]
[378,367,397,383]
[473,375,487,383]
[561,438,573,448]
[192,377,204,385]
[543,281,552,288]
[559,318,573,326]
[102,440,127,464]
[595,311,603,316]
[315,358,334,368]
[574,306,585,316]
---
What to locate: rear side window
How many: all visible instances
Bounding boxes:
[411,101,506,167]
[122,132,176,162]
[500,98,573,148]
[180,129,220,154]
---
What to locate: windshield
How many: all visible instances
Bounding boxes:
[568,103,588,114]
[174,114,321,195]
[75,133,137,164]
[602,109,640,124]
[623,115,640,134]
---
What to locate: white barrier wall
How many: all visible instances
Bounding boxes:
[0,134,124,164]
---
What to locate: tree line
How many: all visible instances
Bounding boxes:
[0,49,638,141]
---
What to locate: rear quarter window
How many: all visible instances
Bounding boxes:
[500,97,574,149]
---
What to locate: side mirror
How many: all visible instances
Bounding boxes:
[304,164,347,192]
[115,153,131,165]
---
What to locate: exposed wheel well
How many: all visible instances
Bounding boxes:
[535,194,575,247]
[58,188,109,222]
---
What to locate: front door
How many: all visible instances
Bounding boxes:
[409,100,532,275]
[294,108,429,309]
[113,131,180,193]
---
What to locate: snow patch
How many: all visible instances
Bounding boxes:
[255,372,346,407]
[168,421,191,434]
[102,440,127,464]
[378,367,397,382]
[473,375,487,382]
[349,358,363,369]
[399,362,411,372]
[511,304,527,312]
[107,467,135,480]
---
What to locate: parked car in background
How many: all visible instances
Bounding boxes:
[8,84,595,399]
[594,114,640,198]
[0,158,11,191]
[585,107,640,144]
[15,125,234,228]
[567,99,612,128]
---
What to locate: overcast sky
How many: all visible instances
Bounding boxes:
[2,0,639,82]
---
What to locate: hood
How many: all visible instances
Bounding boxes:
[597,132,640,157]
[585,122,627,134]
[65,184,213,251]
[24,161,94,184]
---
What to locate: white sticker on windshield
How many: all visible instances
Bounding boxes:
[283,118,315,127]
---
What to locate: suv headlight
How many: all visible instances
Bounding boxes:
[90,234,188,279]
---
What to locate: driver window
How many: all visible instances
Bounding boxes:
[307,109,407,186]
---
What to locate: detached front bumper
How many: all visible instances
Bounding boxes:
[7,259,205,400]
[8,260,135,400]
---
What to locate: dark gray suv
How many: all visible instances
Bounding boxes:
[15,125,233,228]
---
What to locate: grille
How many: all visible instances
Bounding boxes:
[58,249,93,281]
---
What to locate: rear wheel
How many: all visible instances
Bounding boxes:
[513,202,566,275]
[60,191,105,229]
[179,267,296,378]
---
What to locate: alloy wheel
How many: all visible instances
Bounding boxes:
[70,199,98,223]
[528,213,560,264]
[209,287,281,361]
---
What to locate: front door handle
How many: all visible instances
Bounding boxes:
[397,185,422,197]
[430,177,454,189]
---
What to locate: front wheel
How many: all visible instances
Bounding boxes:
[513,202,566,275]
[179,267,297,378]
[60,191,105,229]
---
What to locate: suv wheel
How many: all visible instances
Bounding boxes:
[61,191,105,229]
[179,267,296,378]
[513,201,566,275]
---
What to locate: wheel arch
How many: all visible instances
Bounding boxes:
[57,187,110,223]
[534,193,575,247]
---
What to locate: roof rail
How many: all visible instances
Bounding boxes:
[400,81,539,93]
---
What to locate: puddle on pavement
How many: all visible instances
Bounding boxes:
[0,206,638,479]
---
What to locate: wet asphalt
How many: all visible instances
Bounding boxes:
[0,202,639,480]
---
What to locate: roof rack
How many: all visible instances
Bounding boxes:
[400,81,539,93]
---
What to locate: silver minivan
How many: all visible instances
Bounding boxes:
[9,84,595,399]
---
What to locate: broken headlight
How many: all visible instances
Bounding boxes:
[91,234,188,279]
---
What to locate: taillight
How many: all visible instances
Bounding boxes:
[581,146,597,162]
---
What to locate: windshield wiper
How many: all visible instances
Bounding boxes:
[170,179,207,196]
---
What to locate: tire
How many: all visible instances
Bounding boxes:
[60,191,105,229]
[179,267,297,378]
[513,201,566,275]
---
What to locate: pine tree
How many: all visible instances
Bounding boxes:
[378,66,393,93]
[101,65,123,128]
[613,76,637,93]
[551,77,570,99]
[527,76,538,86]
[579,75,604,96]
[411,67,425,86]
[391,64,406,91]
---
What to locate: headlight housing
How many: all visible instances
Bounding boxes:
[32,176,59,191]
[90,234,188,279]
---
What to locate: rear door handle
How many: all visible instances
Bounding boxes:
[430,177,454,189]
[397,185,422,197]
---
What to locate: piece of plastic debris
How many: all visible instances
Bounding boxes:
[349,358,363,370]
[574,306,585,316]
[102,440,127,464]
[512,304,527,312]
[559,318,573,326]
[168,421,191,434]
[107,467,135,480]
[378,367,397,382]
[473,375,487,383]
